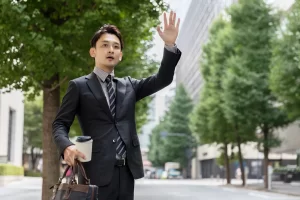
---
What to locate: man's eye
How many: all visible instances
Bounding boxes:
[115,46,120,49]
[102,44,108,47]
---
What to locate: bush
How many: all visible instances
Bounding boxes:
[273,166,300,174]
[24,170,42,177]
[0,164,24,176]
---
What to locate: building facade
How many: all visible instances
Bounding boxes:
[0,89,24,167]
[175,0,237,102]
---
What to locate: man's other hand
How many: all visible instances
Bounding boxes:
[63,145,86,166]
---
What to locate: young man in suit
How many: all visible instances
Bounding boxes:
[52,11,181,200]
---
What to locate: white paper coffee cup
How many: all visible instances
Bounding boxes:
[75,136,93,162]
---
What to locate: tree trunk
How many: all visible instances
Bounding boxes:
[237,136,245,186]
[263,127,269,189]
[224,143,231,184]
[30,147,37,170]
[42,74,60,200]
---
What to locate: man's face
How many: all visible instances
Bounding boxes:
[89,33,122,71]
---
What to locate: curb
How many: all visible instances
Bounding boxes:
[290,182,300,186]
[221,184,300,197]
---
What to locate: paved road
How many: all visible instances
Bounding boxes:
[1,178,300,200]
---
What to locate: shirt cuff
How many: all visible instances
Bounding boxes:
[164,44,177,53]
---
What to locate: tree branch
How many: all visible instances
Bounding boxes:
[49,76,68,92]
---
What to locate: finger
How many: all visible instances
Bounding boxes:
[66,159,72,166]
[76,150,86,160]
[156,25,163,36]
[163,12,168,29]
[176,18,180,30]
[172,12,176,25]
[169,11,173,25]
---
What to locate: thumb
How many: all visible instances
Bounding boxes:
[156,25,163,36]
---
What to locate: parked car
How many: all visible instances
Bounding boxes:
[167,169,182,179]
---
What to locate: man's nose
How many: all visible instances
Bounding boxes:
[109,46,114,53]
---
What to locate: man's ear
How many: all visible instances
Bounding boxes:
[89,48,96,57]
[119,52,123,61]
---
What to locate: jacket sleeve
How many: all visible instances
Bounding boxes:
[129,47,182,101]
[52,80,79,157]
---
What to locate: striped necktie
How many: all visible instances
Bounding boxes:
[105,75,126,158]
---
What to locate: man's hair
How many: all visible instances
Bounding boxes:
[90,24,124,50]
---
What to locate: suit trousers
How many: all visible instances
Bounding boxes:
[98,163,135,200]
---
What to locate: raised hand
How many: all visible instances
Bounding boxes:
[156,11,180,46]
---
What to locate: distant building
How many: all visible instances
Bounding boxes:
[176,0,238,103]
[0,89,24,167]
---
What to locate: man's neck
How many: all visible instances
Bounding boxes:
[96,65,114,74]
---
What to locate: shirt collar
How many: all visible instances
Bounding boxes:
[93,67,115,82]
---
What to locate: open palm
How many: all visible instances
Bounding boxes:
[157,11,180,46]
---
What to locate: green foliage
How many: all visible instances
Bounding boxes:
[23,93,43,151]
[223,0,289,144]
[269,0,300,119]
[189,17,234,146]
[0,0,167,135]
[216,150,238,167]
[161,84,195,168]
[167,84,194,134]
[149,84,195,168]
[24,170,42,177]
[190,0,292,187]
[148,115,168,167]
[0,164,24,176]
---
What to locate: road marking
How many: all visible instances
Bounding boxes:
[248,192,299,199]
[248,192,270,199]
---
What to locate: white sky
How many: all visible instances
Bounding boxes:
[266,0,295,10]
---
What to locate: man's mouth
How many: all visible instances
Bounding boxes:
[106,56,114,60]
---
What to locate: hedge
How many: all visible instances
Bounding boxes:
[273,166,300,173]
[24,170,42,177]
[0,164,24,176]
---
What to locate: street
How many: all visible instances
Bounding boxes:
[1,178,300,200]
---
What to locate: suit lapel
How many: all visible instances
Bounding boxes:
[115,78,126,116]
[86,72,113,120]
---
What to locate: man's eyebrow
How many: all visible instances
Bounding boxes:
[100,40,120,45]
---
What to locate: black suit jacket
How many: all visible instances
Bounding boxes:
[52,48,181,186]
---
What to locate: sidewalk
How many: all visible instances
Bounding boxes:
[219,178,300,196]
[0,177,42,199]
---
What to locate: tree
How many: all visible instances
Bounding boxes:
[160,84,194,177]
[269,0,300,119]
[223,0,289,188]
[23,93,43,170]
[190,17,235,184]
[148,114,169,167]
[0,1,167,199]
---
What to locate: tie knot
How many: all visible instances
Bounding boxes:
[105,75,112,83]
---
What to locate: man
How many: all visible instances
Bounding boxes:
[52,11,181,200]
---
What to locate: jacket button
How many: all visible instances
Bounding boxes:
[113,139,116,143]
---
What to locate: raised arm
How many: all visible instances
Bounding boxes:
[129,11,182,101]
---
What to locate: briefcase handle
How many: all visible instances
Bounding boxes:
[51,158,90,188]
[69,159,90,185]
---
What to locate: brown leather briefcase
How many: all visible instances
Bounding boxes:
[50,159,98,200]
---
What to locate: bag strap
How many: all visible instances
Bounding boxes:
[71,159,90,185]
